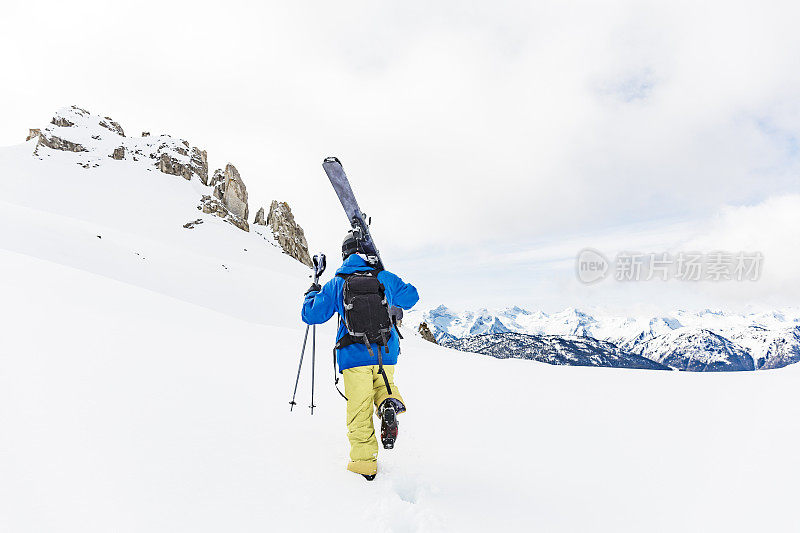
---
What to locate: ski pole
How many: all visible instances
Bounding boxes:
[309,324,316,414]
[290,253,326,413]
[289,325,310,411]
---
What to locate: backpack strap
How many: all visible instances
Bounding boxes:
[335,334,357,349]
[335,268,381,279]
[333,335,391,397]
[332,345,348,400]
[332,316,347,401]
[391,315,404,340]
[359,334,392,396]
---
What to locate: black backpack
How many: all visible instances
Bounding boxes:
[335,269,399,394]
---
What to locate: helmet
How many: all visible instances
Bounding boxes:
[342,228,364,259]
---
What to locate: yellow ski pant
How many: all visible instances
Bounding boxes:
[343,365,404,476]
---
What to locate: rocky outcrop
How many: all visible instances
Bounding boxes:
[36,131,87,153]
[197,164,250,231]
[51,114,75,127]
[198,195,249,232]
[192,148,209,185]
[35,107,106,156]
[253,202,314,266]
[99,117,125,137]
[209,165,249,225]
[26,129,41,142]
[210,169,225,198]
[266,200,312,267]
[30,106,289,241]
[183,219,204,229]
[33,106,208,183]
[419,322,438,344]
[254,207,266,225]
[222,164,248,222]
[148,140,207,183]
[157,151,193,180]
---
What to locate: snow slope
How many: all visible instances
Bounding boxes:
[0,139,302,327]
[2,136,800,532]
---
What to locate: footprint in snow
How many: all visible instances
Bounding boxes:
[392,474,420,504]
[363,470,442,532]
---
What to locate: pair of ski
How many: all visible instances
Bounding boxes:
[322,157,384,270]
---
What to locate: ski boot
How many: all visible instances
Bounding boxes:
[362,474,376,481]
[378,398,405,449]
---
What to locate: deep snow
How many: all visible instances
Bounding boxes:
[1,140,799,532]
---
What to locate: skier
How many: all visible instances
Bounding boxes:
[301,230,419,480]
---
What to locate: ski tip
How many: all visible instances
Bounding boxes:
[323,156,341,165]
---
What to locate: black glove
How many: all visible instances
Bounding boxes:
[305,282,321,295]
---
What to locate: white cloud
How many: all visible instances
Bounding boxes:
[1,1,799,309]
[406,193,800,312]
[680,194,800,305]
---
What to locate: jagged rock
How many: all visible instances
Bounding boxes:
[148,137,207,182]
[36,131,87,153]
[99,117,125,137]
[157,151,193,180]
[32,106,250,234]
[192,148,209,185]
[198,195,249,232]
[221,164,249,221]
[26,129,41,142]
[50,106,93,128]
[419,322,438,344]
[33,107,205,184]
[210,168,225,199]
[34,106,116,157]
[51,115,75,127]
[266,200,312,267]
[254,207,266,225]
[199,195,226,216]
[183,219,204,229]
[35,106,202,180]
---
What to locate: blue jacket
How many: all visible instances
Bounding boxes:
[301,254,419,372]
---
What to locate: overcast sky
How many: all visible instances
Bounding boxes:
[3,1,799,313]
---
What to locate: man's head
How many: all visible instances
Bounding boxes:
[342,228,365,259]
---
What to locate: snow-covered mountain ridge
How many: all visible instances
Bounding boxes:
[26,105,312,266]
[408,305,800,371]
[0,106,319,326]
[447,333,671,370]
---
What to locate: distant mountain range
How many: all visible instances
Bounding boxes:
[407,306,800,371]
[447,333,670,370]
